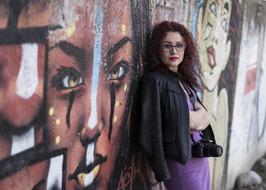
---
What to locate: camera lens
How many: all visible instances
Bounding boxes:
[209,145,223,157]
[215,146,223,157]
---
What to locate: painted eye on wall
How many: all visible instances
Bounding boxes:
[210,2,217,16]
[203,23,213,40]
[62,74,84,89]
[106,59,129,81]
[221,18,228,32]
[52,67,85,90]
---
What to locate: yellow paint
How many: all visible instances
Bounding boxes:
[49,107,54,116]
[113,115,117,123]
[115,101,121,107]
[93,165,100,177]
[123,84,128,92]
[67,23,76,37]
[98,121,104,131]
[121,24,127,35]
[55,136,61,144]
[56,118,61,126]
[77,173,86,186]
[81,128,86,136]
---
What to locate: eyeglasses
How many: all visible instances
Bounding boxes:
[161,42,186,52]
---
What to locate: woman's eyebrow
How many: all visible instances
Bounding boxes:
[162,41,184,44]
[56,41,86,72]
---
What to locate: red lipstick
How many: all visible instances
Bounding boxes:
[169,57,178,61]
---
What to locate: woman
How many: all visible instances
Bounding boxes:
[139,21,211,190]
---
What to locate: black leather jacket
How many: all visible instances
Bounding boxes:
[139,69,191,182]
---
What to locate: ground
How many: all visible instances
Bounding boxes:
[234,153,266,190]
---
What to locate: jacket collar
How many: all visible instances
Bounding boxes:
[156,66,181,80]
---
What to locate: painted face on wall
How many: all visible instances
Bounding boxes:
[0,45,45,130]
[197,0,232,91]
[0,2,52,189]
[0,0,49,160]
[160,32,185,73]
[46,0,134,189]
[0,44,45,156]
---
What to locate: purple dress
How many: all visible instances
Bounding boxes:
[164,87,210,190]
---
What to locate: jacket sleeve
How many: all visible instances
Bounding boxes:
[139,74,170,182]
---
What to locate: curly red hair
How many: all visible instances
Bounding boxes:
[147,21,200,88]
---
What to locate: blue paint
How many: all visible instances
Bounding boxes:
[191,0,203,38]
[88,0,105,128]
[191,0,204,99]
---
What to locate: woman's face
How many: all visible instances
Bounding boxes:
[47,0,134,189]
[160,32,185,73]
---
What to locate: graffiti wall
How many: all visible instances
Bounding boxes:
[192,1,233,189]
[227,0,266,189]
[0,0,151,189]
[0,0,266,190]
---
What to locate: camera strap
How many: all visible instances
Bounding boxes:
[190,134,196,144]
[181,80,217,145]
[181,82,196,110]
[191,131,217,148]
[190,132,204,144]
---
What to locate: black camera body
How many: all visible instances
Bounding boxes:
[191,140,223,158]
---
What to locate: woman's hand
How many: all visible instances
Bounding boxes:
[189,101,210,131]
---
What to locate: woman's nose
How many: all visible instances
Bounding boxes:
[80,121,104,145]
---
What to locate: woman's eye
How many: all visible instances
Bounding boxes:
[106,60,129,81]
[62,75,84,88]
[164,44,172,49]
[52,67,85,90]
[176,43,184,49]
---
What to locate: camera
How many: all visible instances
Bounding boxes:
[191,140,223,158]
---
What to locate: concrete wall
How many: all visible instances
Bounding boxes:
[0,0,265,190]
[227,0,266,189]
